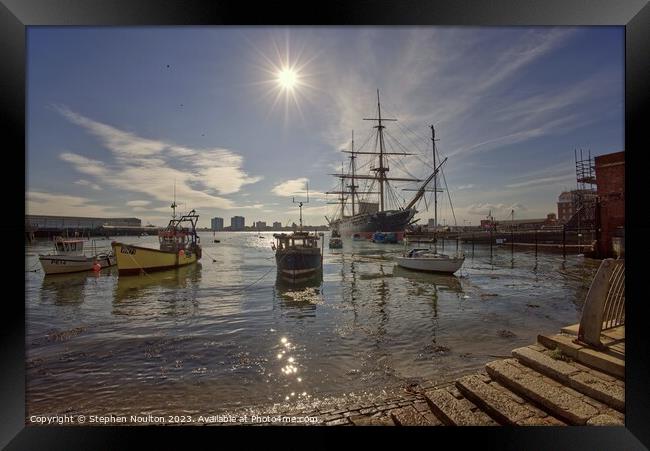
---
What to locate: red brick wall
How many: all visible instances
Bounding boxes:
[595,151,625,258]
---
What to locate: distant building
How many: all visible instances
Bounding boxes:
[427,218,436,229]
[272,221,282,229]
[595,151,624,258]
[557,189,598,223]
[26,215,141,229]
[231,216,245,230]
[254,221,266,229]
[211,217,224,231]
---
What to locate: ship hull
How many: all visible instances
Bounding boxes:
[331,208,416,239]
[111,242,200,275]
[276,248,322,284]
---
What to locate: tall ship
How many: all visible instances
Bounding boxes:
[327,90,447,239]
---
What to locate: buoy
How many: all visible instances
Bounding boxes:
[92,263,102,272]
[179,249,185,257]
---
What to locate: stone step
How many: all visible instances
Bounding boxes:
[455,374,564,426]
[512,346,624,412]
[424,386,497,426]
[486,359,623,426]
[537,333,624,379]
[390,405,441,426]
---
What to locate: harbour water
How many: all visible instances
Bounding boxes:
[25,232,600,418]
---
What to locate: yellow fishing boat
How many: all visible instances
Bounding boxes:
[111,206,202,276]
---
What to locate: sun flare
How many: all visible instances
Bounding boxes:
[278,67,298,90]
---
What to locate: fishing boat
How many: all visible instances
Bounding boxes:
[327,90,448,241]
[272,195,323,284]
[111,196,202,275]
[396,125,465,274]
[39,237,116,275]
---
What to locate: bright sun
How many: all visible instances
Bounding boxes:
[277,67,298,90]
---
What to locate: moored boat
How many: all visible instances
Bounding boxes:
[395,124,464,275]
[39,238,116,275]
[272,195,323,284]
[112,204,202,276]
[395,248,465,274]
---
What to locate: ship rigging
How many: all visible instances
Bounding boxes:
[326,90,448,238]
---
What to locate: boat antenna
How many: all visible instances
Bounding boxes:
[292,181,309,232]
[171,181,178,219]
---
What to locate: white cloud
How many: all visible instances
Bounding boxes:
[126,200,151,207]
[55,107,263,211]
[74,179,101,190]
[26,191,121,217]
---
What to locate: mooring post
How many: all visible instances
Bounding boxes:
[472,233,475,256]
[563,226,566,260]
[511,227,514,256]
[535,229,538,258]
[490,229,493,258]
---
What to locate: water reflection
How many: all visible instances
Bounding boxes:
[112,263,202,316]
[40,269,116,305]
[274,272,323,318]
[391,264,463,293]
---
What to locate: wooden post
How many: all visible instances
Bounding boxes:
[562,226,566,260]
[511,227,514,256]
[442,236,444,251]
[472,233,475,257]
[490,229,493,259]
[535,229,538,258]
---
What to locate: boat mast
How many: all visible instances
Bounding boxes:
[340,161,345,218]
[432,125,437,230]
[350,130,357,216]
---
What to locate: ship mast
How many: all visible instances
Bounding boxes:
[330,91,422,213]
[363,89,396,212]
[350,130,357,216]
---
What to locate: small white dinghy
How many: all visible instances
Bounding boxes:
[395,247,465,274]
[39,238,116,275]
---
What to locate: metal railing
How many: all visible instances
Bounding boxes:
[577,258,625,349]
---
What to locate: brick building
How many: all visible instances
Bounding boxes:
[595,151,625,258]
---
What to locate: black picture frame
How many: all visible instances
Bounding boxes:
[3,0,648,448]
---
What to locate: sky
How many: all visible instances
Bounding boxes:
[26,27,624,228]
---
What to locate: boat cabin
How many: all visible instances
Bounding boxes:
[54,238,84,255]
[273,232,321,251]
[158,228,191,252]
[158,210,200,253]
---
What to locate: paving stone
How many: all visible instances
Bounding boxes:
[513,346,580,382]
[489,380,526,404]
[486,359,599,425]
[577,348,625,379]
[537,334,583,359]
[390,406,432,426]
[325,417,351,426]
[518,415,566,426]
[449,387,463,399]
[322,413,343,422]
[421,411,443,426]
[360,407,377,415]
[455,375,535,425]
[424,388,496,426]
[528,343,548,352]
[413,401,431,413]
[586,414,624,426]
[350,415,395,426]
[572,362,617,382]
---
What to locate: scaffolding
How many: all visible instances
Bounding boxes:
[565,149,598,233]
